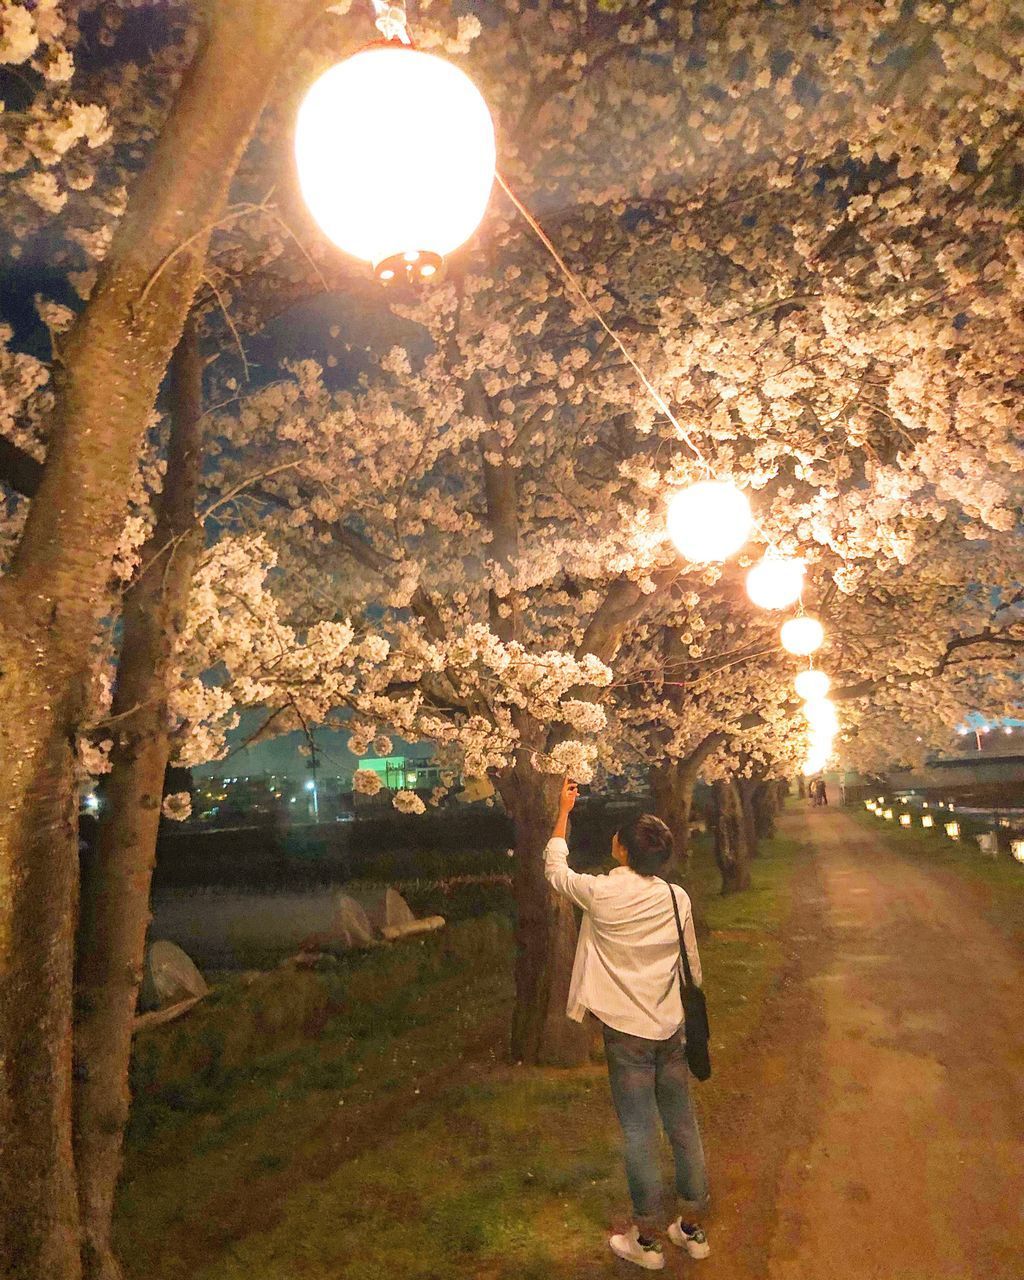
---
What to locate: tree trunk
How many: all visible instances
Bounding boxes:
[753,781,780,841]
[73,320,204,1280]
[0,5,325,1275]
[650,758,697,868]
[501,765,590,1067]
[797,774,806,799]
[737,777,761,862]
[712,779,751,895]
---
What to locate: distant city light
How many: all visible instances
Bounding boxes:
[305,780,316,791]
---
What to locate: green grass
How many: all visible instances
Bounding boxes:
[115,828,808,1280]
[849,807,1024,946]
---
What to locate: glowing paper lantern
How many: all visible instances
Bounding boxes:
[795,668,831,701]
[1011,839,1024,863]
[781,615,824,657]
[746,556,804,610]
[805,698,838,734]
[921,814,934,828]
[944,821,960,841]
[295,45,496,282]
[883,808,894,820]
[899,813,912,827]
[666,481,752,563]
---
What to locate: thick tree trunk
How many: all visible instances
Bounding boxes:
[501,766,590,1067]
[0,5,325,1275]
[650,758,697,868]
[712,778,751,895]
[737,777,761,861]
[753,780,780,841]
[73,320,204,1280]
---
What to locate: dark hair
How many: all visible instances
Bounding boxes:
[616,814,673,876]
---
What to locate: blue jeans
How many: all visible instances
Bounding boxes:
[602,1022,709,1230]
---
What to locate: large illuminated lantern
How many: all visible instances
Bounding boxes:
[296,43,496,283]
[666,481,752,564]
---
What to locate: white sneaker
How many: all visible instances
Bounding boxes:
[609,1225,666,1270]
[668,1219,710,1259]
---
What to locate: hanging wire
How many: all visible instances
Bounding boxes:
[496,172,707,469]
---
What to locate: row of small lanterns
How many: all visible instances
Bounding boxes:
[665,481,832,774]
[866,796,1024,862]
[294,9,833,774]
[866,796,961,840]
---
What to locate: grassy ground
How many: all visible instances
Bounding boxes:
[849,807,1024,949]
[116,827,808,1280]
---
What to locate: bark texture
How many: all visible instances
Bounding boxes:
[73,320,205,1280]
[0,5,325,1275]
[754,780,781,841]
[712,778,752,894]
[650,758,697,867]
[502,765,591,1067]
[738,777,761,862]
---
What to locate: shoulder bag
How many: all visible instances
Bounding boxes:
[660,878,712,1081]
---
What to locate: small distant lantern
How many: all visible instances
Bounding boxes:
[746,556,804,610]
[899,813,912,827]
[944,821,960,841]
[781,615,825,657]
[666,481,753,563]
[883,808,894,820]
[921,814,934,828]
[295,44,496,283]
[795,668,831,702]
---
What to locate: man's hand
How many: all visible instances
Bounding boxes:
[552,776,579,840]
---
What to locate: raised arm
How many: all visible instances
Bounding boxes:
[544,777,602,910]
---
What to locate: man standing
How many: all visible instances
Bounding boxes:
[544,778,710,1271]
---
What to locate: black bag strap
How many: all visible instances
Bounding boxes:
[659,877,695,990]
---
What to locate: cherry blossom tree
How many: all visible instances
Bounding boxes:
[1,3,1023,1276]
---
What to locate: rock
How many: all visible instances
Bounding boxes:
[139,940,209,1012]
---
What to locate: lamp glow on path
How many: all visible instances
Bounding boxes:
[746,556,804,610]
[666,481,752,563]
[795,668,831,701]
[295,45,496,283]
[781,615,824,657]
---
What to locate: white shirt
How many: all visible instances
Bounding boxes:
[544,836,702,1041]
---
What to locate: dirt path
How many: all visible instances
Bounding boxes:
[700,807,1024,1280]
